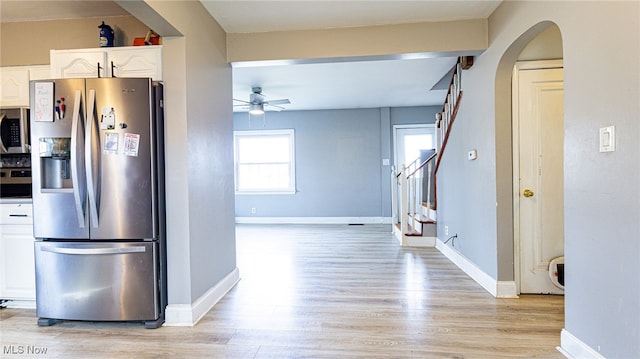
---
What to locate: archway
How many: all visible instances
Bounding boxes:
[494,21,564,291]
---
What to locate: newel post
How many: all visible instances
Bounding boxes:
[400,165,409,237]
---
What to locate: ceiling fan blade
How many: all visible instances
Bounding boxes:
[265,103,285,111]
[266,99,290,106]
[233,98,250,104]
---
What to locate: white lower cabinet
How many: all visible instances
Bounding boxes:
[0,203,35,303]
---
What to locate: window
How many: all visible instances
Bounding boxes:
[403,133,434,164]
[393,125,436,169]
[234,129,295,194]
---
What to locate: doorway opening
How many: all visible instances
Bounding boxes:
[392,124,435,171]
[392,124,435,224]
[498,23,564,296]
[512,59,564,294]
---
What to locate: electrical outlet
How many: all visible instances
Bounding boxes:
[251,207,257,214]
[444,225,449,236]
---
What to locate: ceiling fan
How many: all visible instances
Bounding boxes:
[233,87,291,115]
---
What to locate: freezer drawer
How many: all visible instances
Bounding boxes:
[35,241,159,322]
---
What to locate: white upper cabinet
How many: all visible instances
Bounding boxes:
[108,47,162,80]
[50,46,162,81]
[0,67,30,107]
[50,49,107,78]
[28,65,53,81]
[0,66,52,107]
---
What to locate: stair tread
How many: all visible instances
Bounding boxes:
[408,213,436,224]
[405,223,422,236]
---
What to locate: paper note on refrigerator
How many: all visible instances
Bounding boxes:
[123,133,140,157]
[34,82,54,122]
[104,132,119,154]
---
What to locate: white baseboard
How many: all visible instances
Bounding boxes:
[436,238,517,298]
[497,280,518,298]
[164,267,240,326]
[235,217,392,224]
[559,329,606,359]
[3,299,36,309]
[392,225,402,241]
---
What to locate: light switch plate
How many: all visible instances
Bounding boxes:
[599,126,615,152]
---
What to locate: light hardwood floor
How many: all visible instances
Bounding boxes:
[0,224,564,358]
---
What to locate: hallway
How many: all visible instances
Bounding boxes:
[0,224,564,358]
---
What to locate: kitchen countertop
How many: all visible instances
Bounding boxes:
[0,197,33,204]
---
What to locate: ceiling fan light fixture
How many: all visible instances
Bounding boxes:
[249,103,264,115]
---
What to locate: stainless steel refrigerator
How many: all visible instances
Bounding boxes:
[29,77,166,329]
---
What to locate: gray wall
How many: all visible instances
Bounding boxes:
[437,2,639,357]
[234,106,438,218]
[121,1,237,307]
[0,15,150,66]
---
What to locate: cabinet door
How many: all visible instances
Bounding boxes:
[0,203,32,225]
[108,46,162,81]
[29,65,52,81]
[0,203,35,301]
[0,67,30,107]
[51,49,107,79]
[0,225,36,300]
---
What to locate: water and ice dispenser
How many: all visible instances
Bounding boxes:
[38,137,71,190]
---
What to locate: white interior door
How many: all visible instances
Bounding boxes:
[514,62,564,294]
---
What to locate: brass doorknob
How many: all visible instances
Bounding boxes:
[523,189,534,197]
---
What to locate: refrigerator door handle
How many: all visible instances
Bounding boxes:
[86,89,100,228]
[40,246,146,255]
[71,90,86,228]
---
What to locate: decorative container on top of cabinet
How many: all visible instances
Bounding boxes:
[0,203,36,307]
[50,46,162,81]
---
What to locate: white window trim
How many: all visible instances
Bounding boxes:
[233,129,296,195]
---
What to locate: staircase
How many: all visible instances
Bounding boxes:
[392,151,438,246]
[392,57,466,246]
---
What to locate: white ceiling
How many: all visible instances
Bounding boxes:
[0,0,502,111]
[0,1,129,22]
[202,1,501,34]
[232,56,458,111]
[202,1,501,111]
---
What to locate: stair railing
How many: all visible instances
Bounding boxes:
[393,151,437,234]
[406,152,437,225]
[405,156,422,221]
[392,164,412,232]
[433,57,465,209]
[393,56,469,235]
[435,57,466,173]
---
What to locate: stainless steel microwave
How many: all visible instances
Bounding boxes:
[0,107,30,153]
